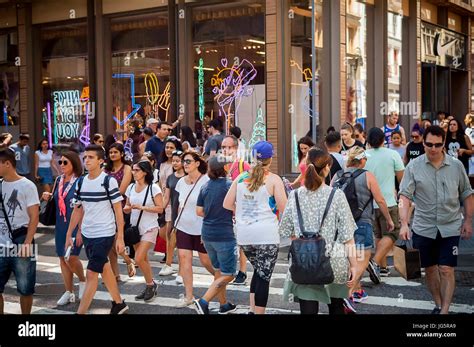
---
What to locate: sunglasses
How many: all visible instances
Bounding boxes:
[411,135,420,139]
[58,160,69,166]
[172,150,184,156]
[424,142,444,148]
[182,159,194,165]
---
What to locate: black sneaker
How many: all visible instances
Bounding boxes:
[160,255,167,264]
[110,300,129,314]
[367,259,381,285]
[143,282,158,302]
[193,298,209,315]
[380,267,391,277]
[135,286,147,301]
[431,307,441,314]
[218,302,237,315]
[231,271,247,285]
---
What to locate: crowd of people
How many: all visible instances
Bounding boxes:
[0,110,472,315]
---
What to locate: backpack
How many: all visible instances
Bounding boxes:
[333,169,371,221]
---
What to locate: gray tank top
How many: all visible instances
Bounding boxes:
[341,168,373,224]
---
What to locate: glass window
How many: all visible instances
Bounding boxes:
[40,22,89,148]
[0,29,20,137]
[111,12,170,141]
[192,1,265,147]
[346,0,367,126]
[288,0,323,173]
[388,0,403,115]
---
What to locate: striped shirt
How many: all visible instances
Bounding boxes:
[73,172,123,238]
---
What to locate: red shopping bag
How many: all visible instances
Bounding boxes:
[154,236,167,253]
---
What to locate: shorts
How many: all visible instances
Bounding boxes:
[203,240,238,276]
[374,206,400,242]
[354,222,374,250]
[176,230,207,253]
[241,244,279,282]
[38,167,53,185]
[82,235,115,273]
[140,228,159,244]
[412,231,460,268]
[0,234,36,296]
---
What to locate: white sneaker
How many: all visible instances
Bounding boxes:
[57,291,75,306]
[175,296,194,308]
[159,265,177,276]
[78,282,86,300]
[175,275,183,285]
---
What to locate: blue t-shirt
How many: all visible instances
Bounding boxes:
[197,178,235,242]
[145,136,165,167]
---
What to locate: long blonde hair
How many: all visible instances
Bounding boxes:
[247,158,272,192]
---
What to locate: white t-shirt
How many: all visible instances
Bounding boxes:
[73,172,123,238]
[174,175,210,235]
[0,178,40,247]
[35,150,53,168]
[125,183,162,235]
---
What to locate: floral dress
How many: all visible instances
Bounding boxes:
[278,185,356,304]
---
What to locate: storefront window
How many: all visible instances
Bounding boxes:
[111,12,169,139]
[388,0,403,114]
[289,0,323,172]
[0,29,20,137]
[41,22,89,148]
[192,0,265,147]
[346,0,367,126]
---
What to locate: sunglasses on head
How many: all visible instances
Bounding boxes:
[172,150,183,156]
[58,160,69,166]
[424,142,444,148]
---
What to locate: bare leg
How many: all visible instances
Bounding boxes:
[249,293,255,313]
[59,257,74,292]
[101,262,123,303]
[178,249,194,300]
[135,241,154,284]
[108,242,120,280]
[65,256,86,282]
[166,225,176,267]
[239,248,247,273]
[20,295,33,314]
[198,252,225,304]
[77,270,99,314]
[373,236,395,266]
[425,265,442,309]
[439,265,456,314]
[202,271,234,304]
[351,250,371,295]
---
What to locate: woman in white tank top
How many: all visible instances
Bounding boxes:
[35,138,56,193]
[224,141,287,314]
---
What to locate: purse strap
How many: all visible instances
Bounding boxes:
[0,179,14,239]
[173,175,203,229]
[295,187,337,239]
[135,184,151,228]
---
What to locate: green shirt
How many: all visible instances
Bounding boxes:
[365,147,405,208]
[399,154,473,239]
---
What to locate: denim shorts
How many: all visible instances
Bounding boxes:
[82,235,115,273]
[203,240,238,276]
[0,235,36,296]
[354,222,375,250]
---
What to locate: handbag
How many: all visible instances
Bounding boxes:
[124,184,151,246]
[39,176,60,226]
[171,175,204,234]
[0,179,29,244]
[289,188,337,285]
[394,239,421,280]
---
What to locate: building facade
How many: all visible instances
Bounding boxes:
[0,0,473,176]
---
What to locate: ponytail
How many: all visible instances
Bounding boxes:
[304,148,332,191]
[248,158,271,192]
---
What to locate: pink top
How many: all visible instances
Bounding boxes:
[299,161,307,185]
[228,160,251,181]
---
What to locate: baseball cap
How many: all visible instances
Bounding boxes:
[252,141,274,160]
[146,118,159,126]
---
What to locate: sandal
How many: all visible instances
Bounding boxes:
[127,261,136,278]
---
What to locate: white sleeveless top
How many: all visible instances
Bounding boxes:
[36,150,53,168]
[235,179,280,245]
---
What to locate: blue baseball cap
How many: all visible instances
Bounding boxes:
[253,141,274,160]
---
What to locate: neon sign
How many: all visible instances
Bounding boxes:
[79,86,91,146]
[211,58,257,133]
[144,72,170,121]
[248,107,266,149]
[112,74,141,126]
[53,90,82,141]
[198,58,205,121]
[3,107,7,130]
[46,102,52,148]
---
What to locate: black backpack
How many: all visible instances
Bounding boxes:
[333,169,371,221]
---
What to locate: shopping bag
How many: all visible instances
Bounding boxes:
[154,236,167,253]
[393,240,421,280]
